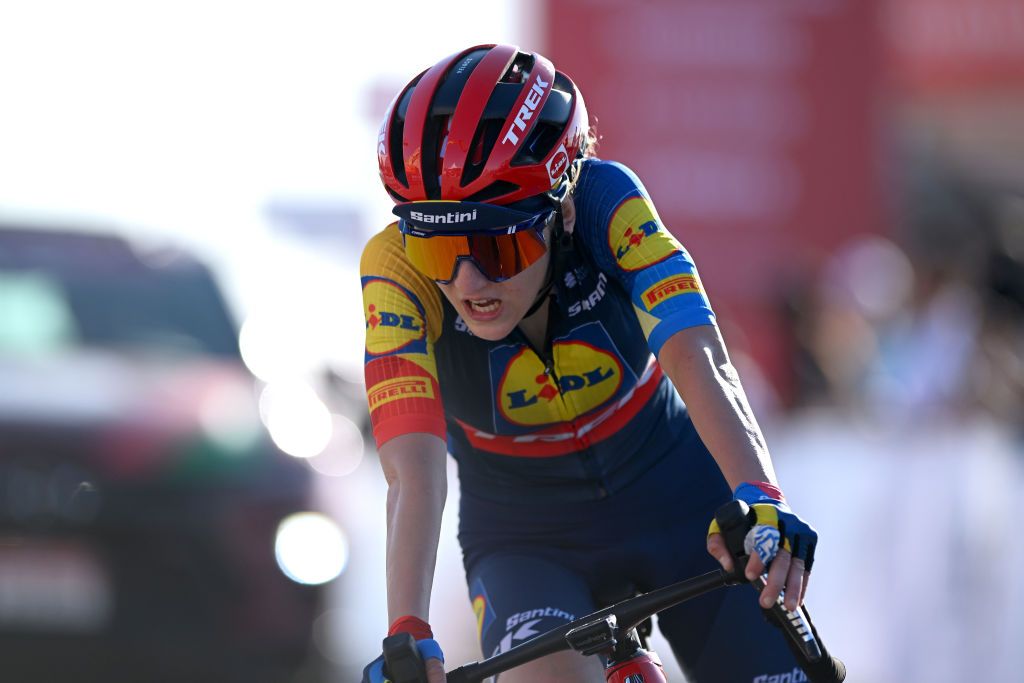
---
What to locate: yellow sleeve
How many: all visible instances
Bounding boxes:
[360,223,446,447]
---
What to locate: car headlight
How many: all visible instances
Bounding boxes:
[273,512,348,585]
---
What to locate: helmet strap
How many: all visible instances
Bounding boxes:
[522,204,569,319]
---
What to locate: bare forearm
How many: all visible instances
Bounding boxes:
[658,325,777,489]
[380,433,448,622]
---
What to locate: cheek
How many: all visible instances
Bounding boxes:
[436,283,457,304]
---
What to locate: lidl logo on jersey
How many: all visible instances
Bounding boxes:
[366,306,420,332]
[642,274,701,311]
[367,375,435,411]
[489,322,633,429]
[608,196,682,271]
[362,277,427,356]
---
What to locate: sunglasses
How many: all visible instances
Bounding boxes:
[398,209,555,284]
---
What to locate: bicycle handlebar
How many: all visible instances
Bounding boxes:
[715,500,846,683]
[446,569,731,683]
[381,500,845,683]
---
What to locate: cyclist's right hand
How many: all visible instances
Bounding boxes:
[361,643,445,683]
[362,616,446,683]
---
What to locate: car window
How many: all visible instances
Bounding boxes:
[0,272,77,355]
[0,267,241,359]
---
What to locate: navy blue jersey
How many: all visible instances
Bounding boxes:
[361,159,716,502]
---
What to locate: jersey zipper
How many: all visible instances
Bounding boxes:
[515,293,609,499]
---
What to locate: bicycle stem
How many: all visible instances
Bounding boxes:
[446,569,732,683]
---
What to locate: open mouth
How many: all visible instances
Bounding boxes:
[465,298,502,319]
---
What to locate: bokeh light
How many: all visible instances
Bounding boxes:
[258,380,333,458]
[306,414,365,477]
[274,512,349,586]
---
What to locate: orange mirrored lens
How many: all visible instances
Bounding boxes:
[468,231,548,280]
[403,234,470,282]
[403,230,547,283]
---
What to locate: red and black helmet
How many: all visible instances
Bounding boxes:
[377,44,589,206]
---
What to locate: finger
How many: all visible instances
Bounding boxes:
[799,569,811,606]
[761,549,791,609]
[745,547,766,582]
[707,533,734,573]
[783,557,806,612]
[426,657,447,683]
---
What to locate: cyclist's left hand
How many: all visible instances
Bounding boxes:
[707,482,817,612]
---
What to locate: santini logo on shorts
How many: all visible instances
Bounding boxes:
[501,74,550,147]
[752,668,807,683]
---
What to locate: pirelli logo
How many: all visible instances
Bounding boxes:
[642,275,701,310]
[368,376,435,410]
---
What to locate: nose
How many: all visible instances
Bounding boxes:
[450,258,489,294]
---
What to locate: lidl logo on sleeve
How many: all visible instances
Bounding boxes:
[495,341,623,427]
[367,375,435,411]
[607,197,681,271]
[642,274,701,311]
[363,278,427,356]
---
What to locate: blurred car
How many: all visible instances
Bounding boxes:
[0,225,333,682]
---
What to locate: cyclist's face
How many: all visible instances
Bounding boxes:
[436,228,552,341]
[436,197,574,341]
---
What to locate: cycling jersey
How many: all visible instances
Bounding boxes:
[361,158,806,679]
[361,159,716,503]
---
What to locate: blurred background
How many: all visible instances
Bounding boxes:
[1,0,1022,681]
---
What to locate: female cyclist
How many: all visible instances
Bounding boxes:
[360,44,819,683]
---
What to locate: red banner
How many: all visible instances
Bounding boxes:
[545,0,887,401]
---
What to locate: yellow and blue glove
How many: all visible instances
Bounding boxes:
[710,481,818,571]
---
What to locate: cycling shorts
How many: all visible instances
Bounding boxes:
[461,416,805,682]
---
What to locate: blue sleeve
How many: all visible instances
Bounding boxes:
[572,160,716,356]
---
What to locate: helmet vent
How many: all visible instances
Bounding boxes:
[385,186,409,203]
[464,180,519,204]
[389,85,417,187]
[500,54,533,83]
[460,119,501,187]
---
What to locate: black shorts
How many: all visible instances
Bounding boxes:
[459,416,804,682]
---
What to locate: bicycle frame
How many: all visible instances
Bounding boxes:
[443,569,728,683]
[380,500,846,683]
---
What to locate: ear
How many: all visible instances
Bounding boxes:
[560,194,576,235]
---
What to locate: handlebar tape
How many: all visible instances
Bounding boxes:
[714,500,846,683]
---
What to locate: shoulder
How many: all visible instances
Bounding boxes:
[572,159,656,229]
[360,222,444,340]
[575,158,650,201]
[360,223,430,292]
[360,222,405,274]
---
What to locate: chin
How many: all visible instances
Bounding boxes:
[464,317,517,341]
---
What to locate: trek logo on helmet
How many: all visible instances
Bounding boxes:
[501,74,551,147]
